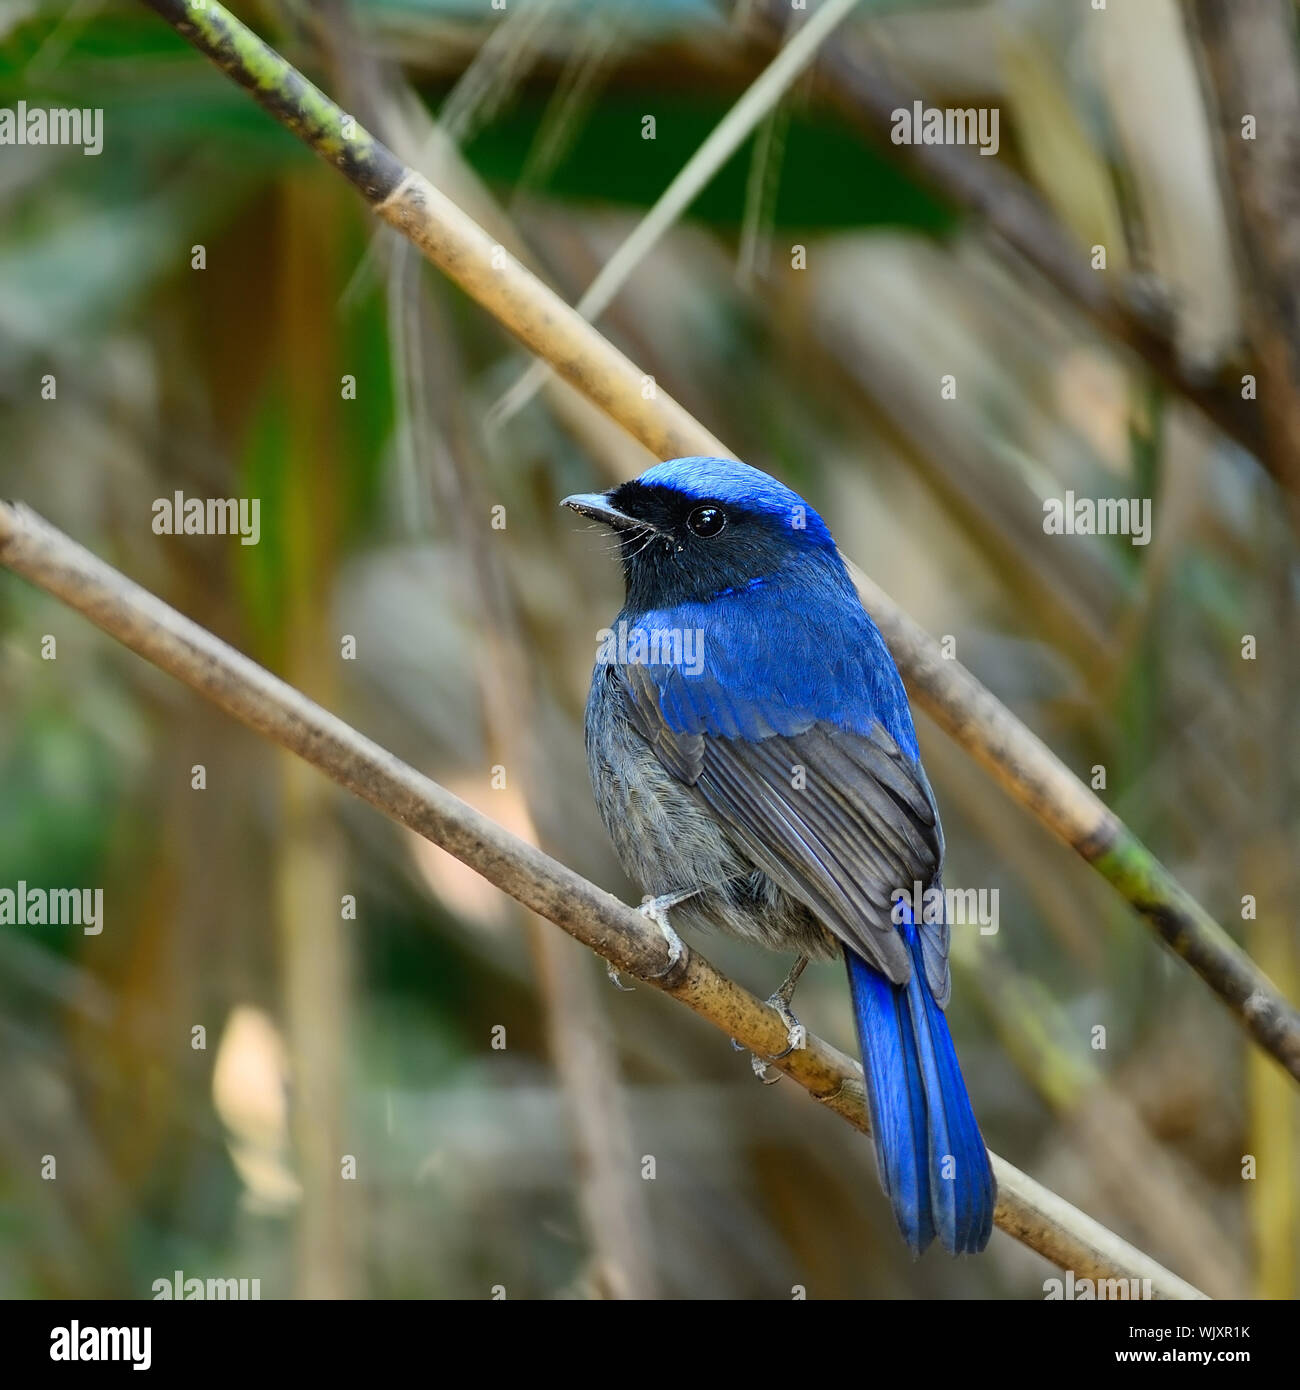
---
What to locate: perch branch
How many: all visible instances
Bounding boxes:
[748,0,1271,473]
[0,498,1206,1298]
[488,0,867,427]
[136,0,1300,1082]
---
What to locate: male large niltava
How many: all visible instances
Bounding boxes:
[564,456,995,1256]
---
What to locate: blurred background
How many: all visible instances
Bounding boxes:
[1,0,1297,1299]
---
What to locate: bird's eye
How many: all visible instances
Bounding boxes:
[687,505,727,538]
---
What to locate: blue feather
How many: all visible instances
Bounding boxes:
[846,921,995,1256]
[627,570,922,759]
[572,455,998,1259]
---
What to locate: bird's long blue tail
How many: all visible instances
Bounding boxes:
[845,928,995,1255]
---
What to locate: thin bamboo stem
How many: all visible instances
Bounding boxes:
[137,0,1300,1082]
[0,498,1207,1298]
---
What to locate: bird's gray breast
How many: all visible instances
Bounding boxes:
[583,661,835,958]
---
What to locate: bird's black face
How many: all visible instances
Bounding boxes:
[563,479,809,612]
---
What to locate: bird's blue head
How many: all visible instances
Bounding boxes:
[563,456,844,613]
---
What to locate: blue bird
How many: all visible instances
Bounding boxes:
[564,456,995,1256]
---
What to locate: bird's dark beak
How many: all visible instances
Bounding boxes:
[561,491,654,534]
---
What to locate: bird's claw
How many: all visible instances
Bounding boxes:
[765,992,807,1059]
[733,957,808,1077]
[733,997,804,1080]
[751,1053,781,1085]
[605,960,635,991]
[639,893,687,967]
[608,891,693,989]
[728,1040,782,1086]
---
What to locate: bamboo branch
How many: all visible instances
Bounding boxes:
[0,498,1206,1298]
[389,249,659,1298]
[488,0,867,427]
[138,0,1300,1084]
[745,0,1271,474]
[1188,0,1300,525]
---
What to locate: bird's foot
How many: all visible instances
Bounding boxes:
[729,1035,782,1081]
[606,889,696,989]
[732,955,809,1078]
[764,990,807,1060]
[732,997,804,1075]
[639,891,694,968]
[605,960,635,992]
[750,1053,782,1085]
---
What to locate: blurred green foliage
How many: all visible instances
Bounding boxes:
[0,0,1296,1301]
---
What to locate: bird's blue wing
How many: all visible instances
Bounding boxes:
[616,590,949,997]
